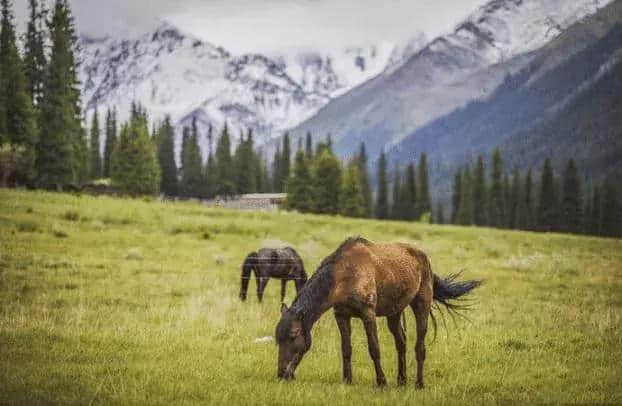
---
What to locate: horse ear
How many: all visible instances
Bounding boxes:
[280,303,288,314]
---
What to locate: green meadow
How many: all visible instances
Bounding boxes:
[1,189,621,405]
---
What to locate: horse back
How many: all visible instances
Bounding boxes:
[330,241,429,316]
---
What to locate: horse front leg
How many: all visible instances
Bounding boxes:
[257,274,269,303]
[280,279,287,303]
[334,312,353,384]
[362,308,387,387]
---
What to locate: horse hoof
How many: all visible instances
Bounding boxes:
[377,378,387,387]
[416,381,424,390]
[397,377,407,386]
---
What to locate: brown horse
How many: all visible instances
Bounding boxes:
[275,237,481,387]
[240,247,308,303]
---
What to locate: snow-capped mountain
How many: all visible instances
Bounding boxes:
[290,0,615,160]
[79,22,425,156]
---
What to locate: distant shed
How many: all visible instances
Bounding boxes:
[204,193,286,211]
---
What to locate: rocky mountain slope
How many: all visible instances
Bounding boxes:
[289,0,615,160]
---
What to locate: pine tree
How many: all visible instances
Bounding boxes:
[357,142,373,217]
[287,150,313,212]
[340,160,365,218]
[375,151,389,219]
[103,108,117,177]
[601,177,621,237]
[204,124,216,198]
[110,113,160,196]
[89,109,102,179]
[156,116,177,196]
[305,131,313,159]
[312,150,341,215]
[0,0,38,184]
[180,118,204,198]
[215,123,234,197]
[416,153,431,219]
[508,168,521,229]
[23,0,46,107]
[456,165,473,225]
[403,163,417,220]
[537,158,557,232]
[473,156,487,226]
[488,149,505,228]
[560,159,583,234]
[451,168,462,224]
[391,165,402,220]
[36,0,85,187]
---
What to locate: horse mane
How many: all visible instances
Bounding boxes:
[282,237,370,334]
[319,236,370,268]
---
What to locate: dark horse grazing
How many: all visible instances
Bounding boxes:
[240,247,308,303]
[275,237,481,387]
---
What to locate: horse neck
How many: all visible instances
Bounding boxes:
[290,265,333,332]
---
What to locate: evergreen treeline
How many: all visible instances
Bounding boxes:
[449,149,622,237]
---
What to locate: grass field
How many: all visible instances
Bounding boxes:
[1,189,621,405]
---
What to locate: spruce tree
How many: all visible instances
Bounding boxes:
[473,156,487,226]
[590,186,602,236]
[375,151,389,219]
[416,153,431,218]
[23,0,46,107]
[451,168,462,224]
[508,167,521,229]
[312,150,341,215]
[89,109,102,179]
[287,150,313,212]
[233,128,256,195]
[436,202,445,225]
[357,142,373,217]
[110,113,160,196]
[560,159,583,234]
[391,165,402,220]
[537,158,557,232]
[37,0,85,187]
[456,165,473,225]
[156,116,177,196]
[180,119,204,198]
[601,177,621,237]
[305,131,313,159]
[215,123,234,197]
[278,133,291,192]
[503,173,511,228]
[103,108,117,177]
[488,149,505,228]
[340,160,365,218]
[272,145,282,192]
[403,163,417,220]
[204,124,216,198]
[520,168,534,230]
[0,0,38,184]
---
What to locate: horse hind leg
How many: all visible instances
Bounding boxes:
[410,295,431,389]
[387,312,407,385]
[362,308,387,387]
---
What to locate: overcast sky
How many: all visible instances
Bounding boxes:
[15,0,489,54]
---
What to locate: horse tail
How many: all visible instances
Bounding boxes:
[240,252,258,301]
[433,272,482,309]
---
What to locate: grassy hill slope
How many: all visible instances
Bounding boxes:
[0,189,621,404]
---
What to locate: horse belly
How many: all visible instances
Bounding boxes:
[374,272,419,317]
